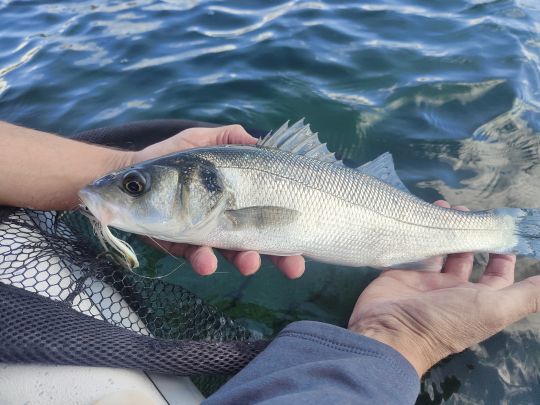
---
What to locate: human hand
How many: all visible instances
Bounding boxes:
[127,125,306,279]
[348,200,540,376]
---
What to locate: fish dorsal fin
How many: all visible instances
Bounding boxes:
[356,152,410,193]
[257,119,340,164]
[259,119,409,193]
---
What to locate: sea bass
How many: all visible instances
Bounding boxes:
[79,120,540,270]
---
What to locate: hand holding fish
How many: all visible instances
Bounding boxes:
[0,120,305,277]
[348,201,540,376]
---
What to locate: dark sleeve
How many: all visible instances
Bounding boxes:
[204,321,420,405]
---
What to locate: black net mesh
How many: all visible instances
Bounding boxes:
[0,207,268,389]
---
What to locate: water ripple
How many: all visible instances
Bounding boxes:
[124,44,237,70]
[196,1,327,38]
[356,3,458,19]
[1,1,540,402]
[0,45,41,77]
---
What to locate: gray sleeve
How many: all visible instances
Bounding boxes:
[204,320,420,405]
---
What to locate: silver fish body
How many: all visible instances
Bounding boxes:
[162,145,516,267]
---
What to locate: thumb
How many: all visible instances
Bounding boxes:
[213,124,257,145]
[133,124,257,164]
[496,275,540,323]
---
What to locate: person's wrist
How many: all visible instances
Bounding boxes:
[348,319,433,377]
[65,148,134,212]
[114,149,136,168]
[91,148,136,181]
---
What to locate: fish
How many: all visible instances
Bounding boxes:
[79,119,540,271]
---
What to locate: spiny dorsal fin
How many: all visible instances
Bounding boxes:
[257,119,341,164]
[259,119,409,193]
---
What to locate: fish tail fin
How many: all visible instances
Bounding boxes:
[500,208,540,258]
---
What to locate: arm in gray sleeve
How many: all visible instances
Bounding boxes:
[204,320,420,405]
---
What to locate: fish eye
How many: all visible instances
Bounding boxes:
[121,170,149,197]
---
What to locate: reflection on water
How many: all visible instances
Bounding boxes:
[1,0,540,402]
[421,100,540,209]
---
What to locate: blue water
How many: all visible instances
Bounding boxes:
[2,0,540,402]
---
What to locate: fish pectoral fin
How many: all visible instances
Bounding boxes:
[383,256,443,272]
[356,152,410,193]
[224,206,300,229]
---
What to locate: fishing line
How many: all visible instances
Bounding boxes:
[145,235,187,265]
[136,235,189,279]
[132,260,185,280]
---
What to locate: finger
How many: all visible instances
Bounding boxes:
[451,276,540,339]
[184,245,218,275]
[478,253,516,289]
[442,205,474,281]
[220,249,261,276]
[216,125,257,145]
[269,255,305,279]
[498,275,540,320]
[434,200,451,209]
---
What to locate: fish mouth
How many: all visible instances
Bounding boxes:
[78,186,118,226]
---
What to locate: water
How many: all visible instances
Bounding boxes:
[2,0,540,402]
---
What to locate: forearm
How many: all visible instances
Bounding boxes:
[204,321,420,405]
[0,121,133,210]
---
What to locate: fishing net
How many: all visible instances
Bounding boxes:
[0,120,269,396]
